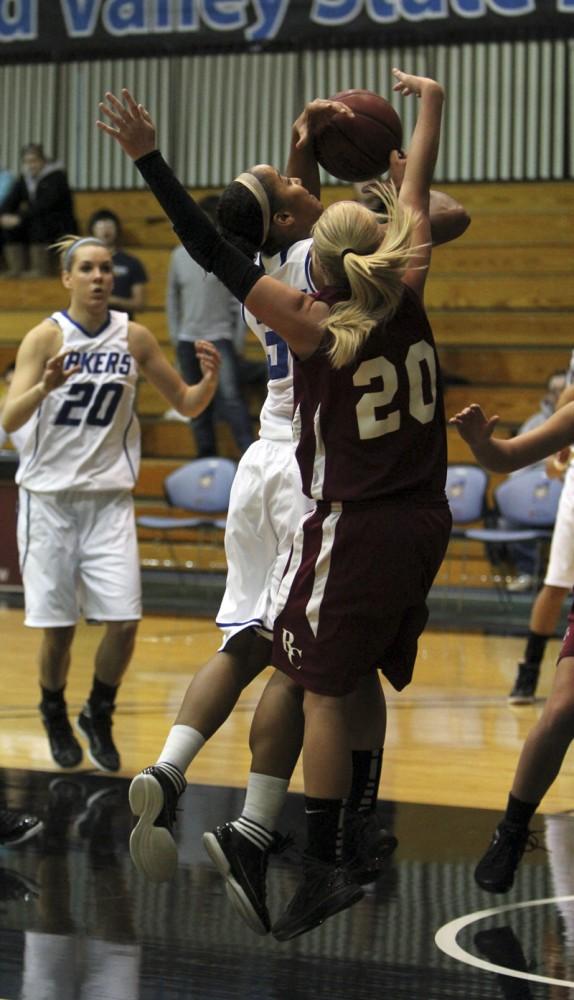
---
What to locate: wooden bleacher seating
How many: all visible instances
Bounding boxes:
[1,181,573,584]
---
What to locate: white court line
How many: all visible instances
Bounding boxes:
[435,894,574,989]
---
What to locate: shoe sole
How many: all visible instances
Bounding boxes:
[202,831,269,935]
[129,773,178,882]
[273,883,364,942]
[474,876,513,893]
[75,718,120,773]
[507,695,535,705]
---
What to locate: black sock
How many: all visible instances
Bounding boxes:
[88,677,118,712]
[305,796,345,864]
[504,792,538,829]
[348,748,383,814]
[40,685,66,710]
[523,632,548,666]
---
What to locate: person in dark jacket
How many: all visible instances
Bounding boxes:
[0,143,77,278]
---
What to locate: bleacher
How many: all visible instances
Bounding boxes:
[1,180,573,593]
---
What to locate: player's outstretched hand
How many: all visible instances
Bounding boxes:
[449,403,500,447]
[293,98,354,150]
[42,351,80,395]
[195,341,221,383]
[97,88,157,160]
[392,69,440,98]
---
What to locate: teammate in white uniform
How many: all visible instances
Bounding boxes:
[2,235,219,773]
[216,238,316,641]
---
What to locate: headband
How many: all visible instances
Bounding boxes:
[63,237,106,271]
[234,172,271,245]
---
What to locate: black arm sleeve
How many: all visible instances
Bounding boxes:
[135,150,263,303]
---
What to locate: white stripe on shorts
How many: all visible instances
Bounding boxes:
[305,506,341,638]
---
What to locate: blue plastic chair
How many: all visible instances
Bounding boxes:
[137,457,237,572]
[465,467,563,596]
[445,464,489,537]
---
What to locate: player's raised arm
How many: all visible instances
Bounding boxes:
[286,98,353,198]
[450,401,574,473]
[390,70,444,299]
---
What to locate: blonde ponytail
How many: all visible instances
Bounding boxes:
[311,183,423,369]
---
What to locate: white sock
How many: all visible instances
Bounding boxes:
[237,772,289,831]
[156,724,205,775]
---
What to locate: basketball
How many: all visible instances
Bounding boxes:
[313,89,403,183]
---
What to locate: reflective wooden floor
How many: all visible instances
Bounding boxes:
[2,607,574,999]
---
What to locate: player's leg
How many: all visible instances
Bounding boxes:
[75,492,141,772]
[509,478,574,704]
[129,439,302,881]
[129,627,271,883]
[272,689,363,941]
[38,626,84,769]
[202,670,303,933]
[18,491,84,769]
[509,585,569,704]
[202,670,394,934]
[476,654,574,893]
[76,620,139,773]
[343,671,398,883]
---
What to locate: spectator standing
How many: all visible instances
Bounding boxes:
[0,143,77,278]
[166,195,254,457]
[88,208,148,318]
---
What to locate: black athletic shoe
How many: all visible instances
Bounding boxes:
[272,855,364,942]
[345,812,398,885]
[40,701,82,769]
[77,702,120,772]
[0,808,43,847]
[475,821,541,893]
[129,764,186,882]
[508,663,539,705]
[202,822,291,935]
[0,867,40,902]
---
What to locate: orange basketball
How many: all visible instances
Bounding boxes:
[314,89,403,182]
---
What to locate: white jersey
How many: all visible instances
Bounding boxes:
[244,238,315,441]
[17,309,140,493]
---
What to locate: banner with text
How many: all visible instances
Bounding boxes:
[1,0,573,62]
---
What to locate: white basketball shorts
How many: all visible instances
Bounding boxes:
[216,437,314,645]
[18,488,141,627]
[544,467,574,588]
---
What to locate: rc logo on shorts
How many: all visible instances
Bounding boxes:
[282,628,302,668]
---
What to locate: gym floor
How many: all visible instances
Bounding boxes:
[1,610,573,999]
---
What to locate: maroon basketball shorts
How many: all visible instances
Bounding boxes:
[272,497,451,696]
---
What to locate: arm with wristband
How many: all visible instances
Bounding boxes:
[97,89,327,360]
[97,91,263,304]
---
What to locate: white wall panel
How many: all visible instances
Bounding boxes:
[0,41,570,189]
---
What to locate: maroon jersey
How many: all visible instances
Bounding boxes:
[292,285,447,502]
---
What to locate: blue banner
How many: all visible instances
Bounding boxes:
[0,0,572,61]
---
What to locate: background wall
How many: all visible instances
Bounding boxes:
[0,38,571,189]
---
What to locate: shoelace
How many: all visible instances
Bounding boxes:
[495,827,543,863]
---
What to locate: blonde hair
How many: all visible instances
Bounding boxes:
[50,234,108,272]
[312,183,422,369]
